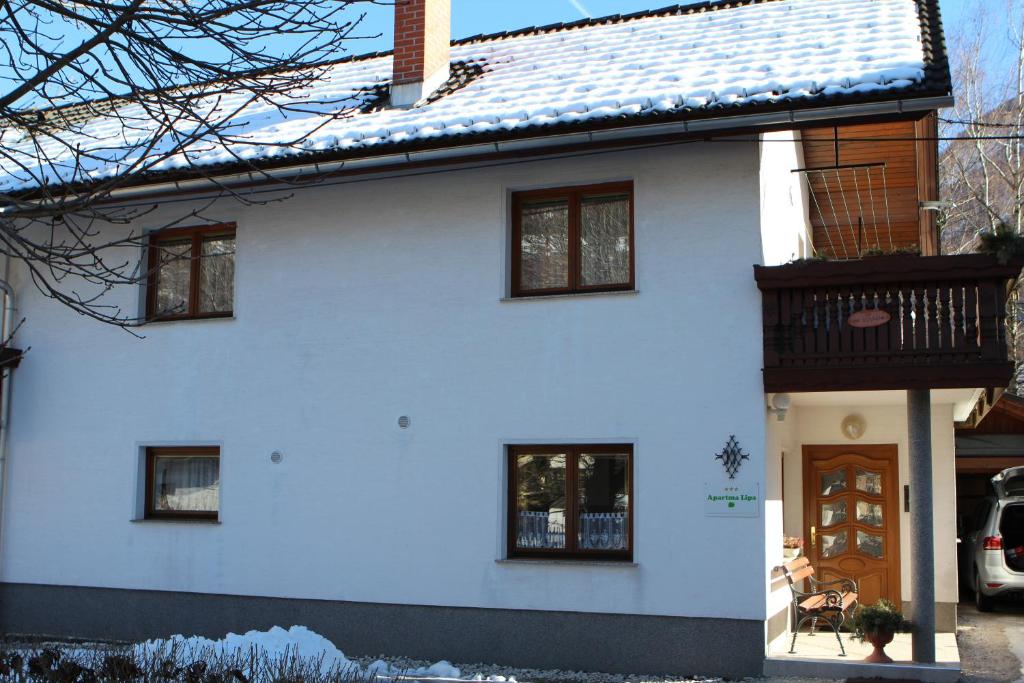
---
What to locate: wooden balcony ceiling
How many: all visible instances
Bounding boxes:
[801,121,922,258]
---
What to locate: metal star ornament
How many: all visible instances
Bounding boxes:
[715,436,749,479]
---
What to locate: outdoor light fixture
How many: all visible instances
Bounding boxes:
[767,393,791,421]
[919,200,950,212]
[841,414,867,440]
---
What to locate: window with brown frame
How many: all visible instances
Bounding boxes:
[511,182,634,297]
[145,446,220,520]
[508,444,632,560]
[146,223,236,320]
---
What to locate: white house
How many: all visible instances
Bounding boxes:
[0,0,1016,678]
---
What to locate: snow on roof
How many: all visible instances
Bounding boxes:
[1,0,945,192]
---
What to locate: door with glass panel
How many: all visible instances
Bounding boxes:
[802,445,901,607]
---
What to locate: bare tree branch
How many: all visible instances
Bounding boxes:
[0,0,387,328]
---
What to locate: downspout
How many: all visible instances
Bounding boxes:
[0,262,15,569]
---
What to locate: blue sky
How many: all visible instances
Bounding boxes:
[339,0,976,58]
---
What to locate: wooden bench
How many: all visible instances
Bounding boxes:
[777,556,859,656]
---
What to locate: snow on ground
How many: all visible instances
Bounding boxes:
[7,626,846,683]
[135,625,462,679]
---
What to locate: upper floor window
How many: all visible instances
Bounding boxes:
[146,223,236,320]
[508,444,632,561]
[145,446,220,520]
[511,182,634,297]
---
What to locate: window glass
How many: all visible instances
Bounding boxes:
[519,200,569,291]
[148,225,235,320]
[509,445,632,560]
[855,468,883,496]
[151,453,219,515]
[820,468,847,496]
[199,236,236,313]
[512,183,633,296]
[820,530,848,559]
[514,453,567,549]
[856,500,884,527]
[856,530,884,559]
[577,452,629,550]
[580,194,630,287]
[154,240,192,317]
[821,500,848,527]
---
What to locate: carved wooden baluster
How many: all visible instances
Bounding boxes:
[876,287,892,359]
[978,280,1002,361]
[826,288,841,363]
[925,283,940,353]
[763,289,781,369]
[815,289,828,365]
[951,283,966,354]
[964,283,979,353]
[936,282,950,354]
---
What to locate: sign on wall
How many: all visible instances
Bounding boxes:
[704,483,760,517]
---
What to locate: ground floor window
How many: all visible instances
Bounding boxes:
[508,444,632,560]
[145,446,220,520]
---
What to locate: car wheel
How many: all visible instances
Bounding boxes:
[975,571,996,612]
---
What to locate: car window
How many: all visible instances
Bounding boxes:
[999,504,1023,548]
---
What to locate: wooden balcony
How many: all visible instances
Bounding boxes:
[755,254,1023,393]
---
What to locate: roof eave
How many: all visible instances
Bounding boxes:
[79,92,952,203]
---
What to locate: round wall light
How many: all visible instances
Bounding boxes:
[398,415,411,429]
[841,414,867,440]
[270,450,283,464]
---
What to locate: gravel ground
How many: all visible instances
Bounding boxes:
[958,597,1024,683]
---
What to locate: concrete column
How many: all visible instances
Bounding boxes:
[907,388,935,664]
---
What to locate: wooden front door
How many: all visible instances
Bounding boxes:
[803,445,902,607]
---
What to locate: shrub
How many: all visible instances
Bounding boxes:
[0,642,386,683]
[849,599,911,641]
[979,223,1024,265]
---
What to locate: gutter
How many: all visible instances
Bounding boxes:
[19,94,951,205]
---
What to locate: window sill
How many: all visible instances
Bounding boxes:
[495,558,637,568]
[131,518,221,525]
[144,314,235,326]
[500,290,639,303]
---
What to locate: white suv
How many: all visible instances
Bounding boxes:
[961,466,1024,611]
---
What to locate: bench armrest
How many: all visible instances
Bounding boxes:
[797,588,847,609]
[809,576,857,593]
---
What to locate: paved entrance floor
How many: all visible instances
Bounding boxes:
[958,598,1024,683]
[764,631,960,683]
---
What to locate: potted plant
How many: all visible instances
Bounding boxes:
[783,536,804,559]
[850,600,911,663]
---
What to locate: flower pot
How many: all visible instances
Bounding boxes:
[863,629,895,663]
[783,547,802,559]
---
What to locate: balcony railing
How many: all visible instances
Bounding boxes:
[754,254,1023,392]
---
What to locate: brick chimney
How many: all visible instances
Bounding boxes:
[391,0,451,108]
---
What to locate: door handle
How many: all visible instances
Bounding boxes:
[811,525,817,548]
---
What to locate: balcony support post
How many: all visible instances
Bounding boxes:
[907,388,935,664]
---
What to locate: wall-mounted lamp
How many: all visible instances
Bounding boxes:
[767,393,791,421]
[841,414,867,440]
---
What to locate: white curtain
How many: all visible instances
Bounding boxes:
[154,456,219,512]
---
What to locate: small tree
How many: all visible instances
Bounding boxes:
[941,0,1024,389]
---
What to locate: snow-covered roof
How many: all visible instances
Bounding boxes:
[1,0,949,192]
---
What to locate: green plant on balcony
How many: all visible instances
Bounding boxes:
[979,223,1024,265]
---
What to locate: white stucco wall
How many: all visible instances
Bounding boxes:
[759,131,811,266]
[1,143,776,622]
[775,399,959,606]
